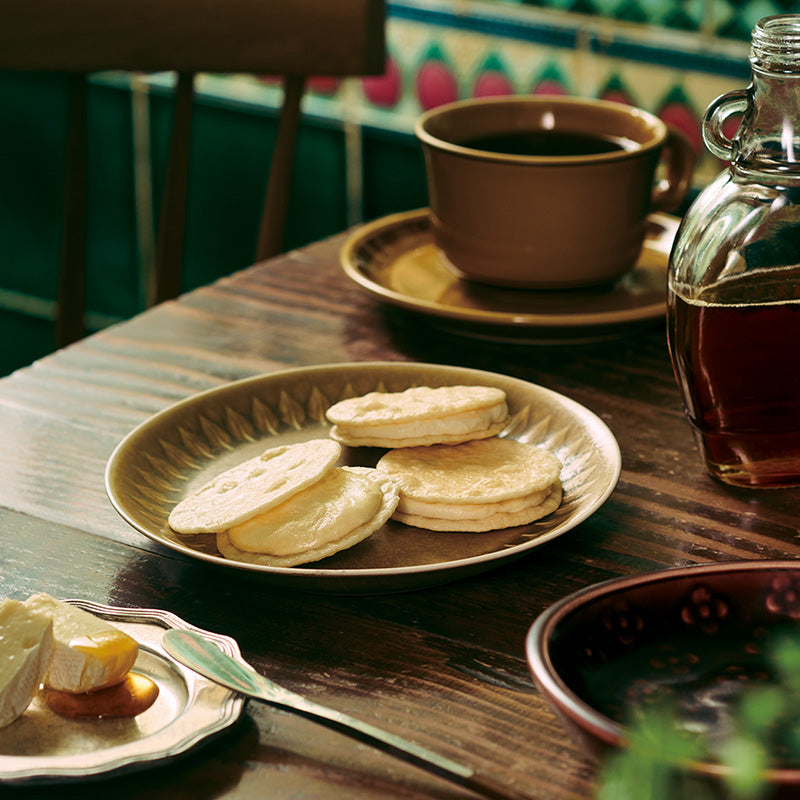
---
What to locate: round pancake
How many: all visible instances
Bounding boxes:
[216,467,399,567]
[326,385,509,447]
[326,385,507,426]
[169,439,341,534]
[376,437,562,504]
[394,481,562,532]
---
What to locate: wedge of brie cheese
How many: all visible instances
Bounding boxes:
[0,598,54,727]
[23,593,138,693]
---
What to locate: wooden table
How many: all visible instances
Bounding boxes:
[3,228,800,800]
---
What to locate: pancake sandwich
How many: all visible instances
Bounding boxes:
[325,385,509,448]
[169,440,398,566]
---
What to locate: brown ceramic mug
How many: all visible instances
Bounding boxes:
[414,96,695,289]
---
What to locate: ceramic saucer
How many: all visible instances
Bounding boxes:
[340,208,679,344]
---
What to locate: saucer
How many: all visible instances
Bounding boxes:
[340,208,679,344]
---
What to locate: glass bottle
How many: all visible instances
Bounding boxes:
[668,15,800,488]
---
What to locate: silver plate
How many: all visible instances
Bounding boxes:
[0,601,245,784]
[106,362,621,593]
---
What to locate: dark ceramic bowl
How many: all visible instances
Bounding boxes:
[526,560,800,788]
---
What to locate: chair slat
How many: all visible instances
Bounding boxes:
[0,0,386,347]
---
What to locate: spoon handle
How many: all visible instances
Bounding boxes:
[163,629,531,800]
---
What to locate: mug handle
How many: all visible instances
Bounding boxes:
[650,126,696,213]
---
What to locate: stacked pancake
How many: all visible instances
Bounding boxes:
[376,437,562,532]
[168,439,398,567]
[327,385,509,448]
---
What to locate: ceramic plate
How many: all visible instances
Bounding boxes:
[106,362,621,593]
[340,209,678,343]
[0,601,245,784]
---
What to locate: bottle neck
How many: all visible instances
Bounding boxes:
[751,14,800,72]
[733,15,800,177]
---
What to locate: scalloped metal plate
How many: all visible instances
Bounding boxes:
[106,362,621,593]
[0,601,245,784]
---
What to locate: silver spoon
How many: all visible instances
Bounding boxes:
[162,629,530,800]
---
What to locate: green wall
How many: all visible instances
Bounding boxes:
[0,74,428,376]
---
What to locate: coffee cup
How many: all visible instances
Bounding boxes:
[414,95,695,289]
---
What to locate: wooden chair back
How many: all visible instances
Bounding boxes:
[0,0,385,345]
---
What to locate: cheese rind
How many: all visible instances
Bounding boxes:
[22,594,138,693]
[0,598,54,727]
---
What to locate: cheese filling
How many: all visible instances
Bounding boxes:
[227,468,383,555]
[335,404,508,440]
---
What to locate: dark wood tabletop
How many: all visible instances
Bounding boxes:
[3,227,800,800]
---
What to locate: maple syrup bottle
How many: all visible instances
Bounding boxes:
[668,15,800,487]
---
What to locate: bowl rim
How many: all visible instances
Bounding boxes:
[525,559,800,782]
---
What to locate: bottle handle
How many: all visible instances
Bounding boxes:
[702,89,748,160]
[651,126,696,213]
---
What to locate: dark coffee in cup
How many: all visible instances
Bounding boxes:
[459,130,631,158]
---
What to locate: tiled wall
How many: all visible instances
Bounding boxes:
[497,0,791,38]
[216,0,755,190]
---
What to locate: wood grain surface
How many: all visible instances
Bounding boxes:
[2,230,800,799]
